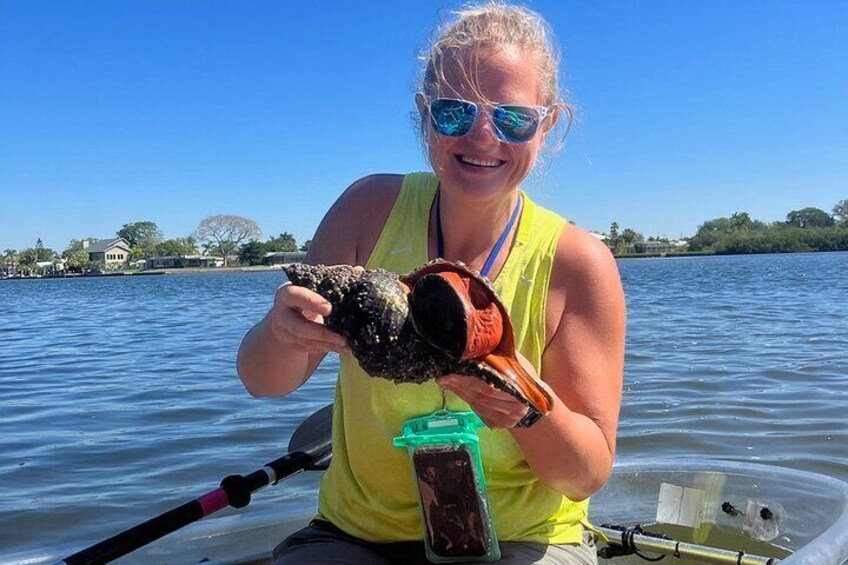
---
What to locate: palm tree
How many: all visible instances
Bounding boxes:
[2,249,17,277]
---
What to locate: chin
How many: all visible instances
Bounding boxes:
[440,171,523,203]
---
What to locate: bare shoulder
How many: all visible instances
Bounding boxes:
[307,174,404,266]
[546,223,625,338]
[554,224,621,294]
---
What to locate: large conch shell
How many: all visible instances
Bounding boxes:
[282,260,552,427]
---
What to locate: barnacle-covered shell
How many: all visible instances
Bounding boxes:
[282,260,552,427]
[282,264,444,384]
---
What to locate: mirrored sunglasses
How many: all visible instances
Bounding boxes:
[426,97,550,144]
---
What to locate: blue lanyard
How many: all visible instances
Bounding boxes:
[435,189,523,278]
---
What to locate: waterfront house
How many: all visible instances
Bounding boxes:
[265,251,307,265]
[2,260,16,278]
[36,260,65,276]
[84,238,131,268]
[144,255,224,269]
[642,240,689,254]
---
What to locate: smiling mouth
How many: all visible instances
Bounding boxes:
[457,155,504,168]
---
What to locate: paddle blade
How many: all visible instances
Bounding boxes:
[288,404,333,470]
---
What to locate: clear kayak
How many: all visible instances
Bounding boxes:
[590,459,848,565]
[4,459,847,565]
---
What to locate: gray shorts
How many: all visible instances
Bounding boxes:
[273,519,598,565]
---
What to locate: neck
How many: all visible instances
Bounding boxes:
[431,189,521,273]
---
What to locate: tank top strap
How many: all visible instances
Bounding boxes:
[493,192,567,370]
[366,172,438,273]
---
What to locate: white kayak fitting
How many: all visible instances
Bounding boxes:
[2,458,846,564]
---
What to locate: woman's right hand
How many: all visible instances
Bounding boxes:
[269,282,351,355]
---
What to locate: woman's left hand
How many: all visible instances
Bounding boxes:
[437,353,546,428]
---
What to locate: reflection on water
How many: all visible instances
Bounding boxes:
[0,253,846,553]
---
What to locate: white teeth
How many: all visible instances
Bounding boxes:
[459,155,501,167]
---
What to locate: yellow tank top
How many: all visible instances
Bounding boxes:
[317,172,589,544]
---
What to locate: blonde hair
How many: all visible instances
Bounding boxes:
[416,2,574,151]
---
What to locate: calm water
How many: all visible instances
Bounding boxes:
[1,253,846,555]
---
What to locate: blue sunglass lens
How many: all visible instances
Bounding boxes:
[429,99,477,137]
[428,99,543,143]
[493,106,540,143]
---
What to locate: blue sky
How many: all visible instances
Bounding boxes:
[1,0,846,252]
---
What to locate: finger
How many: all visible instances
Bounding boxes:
[289,338,351,355]
[281,322,350,353]
[477,400,531,428]
[478,410,526,429]
[277,283,333,317]
[282,315,349,350]
[300,310,325,324]
[440,376,528,425]
[287,340,326,354]
[269,298,348,350]
[461,396,527,429]
[440,376,517,405]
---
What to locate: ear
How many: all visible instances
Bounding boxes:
[542,104,561,134]
[538,104,568,147]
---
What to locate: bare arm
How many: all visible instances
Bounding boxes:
[236,285,349,397]
[440,226,625,500]
[511,227,625,499]
[236,174,402,397]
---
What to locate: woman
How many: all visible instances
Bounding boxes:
[238,3,625,564]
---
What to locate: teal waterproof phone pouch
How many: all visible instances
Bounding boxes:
[393,411,500,563]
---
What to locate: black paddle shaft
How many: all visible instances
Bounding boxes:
[60,500,206,565]
[59,405,334,565]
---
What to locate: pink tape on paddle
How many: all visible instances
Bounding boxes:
[198,488,229,516]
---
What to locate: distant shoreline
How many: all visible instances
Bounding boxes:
[4,250,847,281]
[614,249,847,259]
[156,265,284,275]
[0,265,285,280]
[613,251,713,259]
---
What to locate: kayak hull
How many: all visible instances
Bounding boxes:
[591,459,848,564]
[4,459,847,565]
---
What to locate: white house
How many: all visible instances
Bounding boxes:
[84,238,132,268]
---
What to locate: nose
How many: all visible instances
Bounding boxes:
[464,108,500,146]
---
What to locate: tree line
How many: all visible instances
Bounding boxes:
[2,214,311,275]
[605,199,848,256]
[685,200,848,254]
[5,199,847,275]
